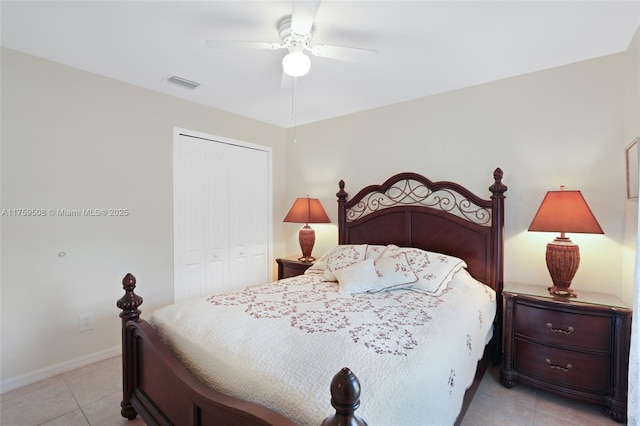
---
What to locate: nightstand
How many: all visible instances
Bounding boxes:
[500,283,631,423]
[276,256,315,279]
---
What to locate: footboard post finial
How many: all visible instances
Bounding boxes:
[117,273,143,322]
[117,273,143,420]
[321,368,367,426]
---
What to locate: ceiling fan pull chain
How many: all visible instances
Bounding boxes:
[292,77,298,143]
[292,76,296,121]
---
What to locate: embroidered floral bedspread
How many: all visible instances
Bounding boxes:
[149,269,496,426]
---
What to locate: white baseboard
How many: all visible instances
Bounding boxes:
[0,346,121,394]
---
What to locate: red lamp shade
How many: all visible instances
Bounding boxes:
[283,197,330,262]
[528,187,604,297]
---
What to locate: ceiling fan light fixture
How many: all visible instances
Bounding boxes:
[282,50,310,77]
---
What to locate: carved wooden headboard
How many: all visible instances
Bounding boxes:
[336,168,507,295]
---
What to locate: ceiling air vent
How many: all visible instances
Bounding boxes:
[167,75,200,90]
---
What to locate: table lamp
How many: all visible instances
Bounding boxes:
[284,197,330,262]
[528,186,604,297]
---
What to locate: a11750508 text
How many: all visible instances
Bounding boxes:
[1,208,130,217]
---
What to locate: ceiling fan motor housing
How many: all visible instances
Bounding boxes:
[278,16,312,52]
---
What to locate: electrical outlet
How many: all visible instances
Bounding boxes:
[79,313,93,332]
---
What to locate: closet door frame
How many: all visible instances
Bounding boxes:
[172,127,273,300]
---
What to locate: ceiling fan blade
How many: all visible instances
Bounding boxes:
[310,44,378,62]
[205,40,283,50]
[291,0,321,35]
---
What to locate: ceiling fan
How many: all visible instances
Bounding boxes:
[204,0,377,83]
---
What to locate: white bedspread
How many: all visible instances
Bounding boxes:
[149,269,496,426]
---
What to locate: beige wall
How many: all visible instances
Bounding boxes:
[0,48,287,385]
[2,27,639,388]
[286,50,633,305]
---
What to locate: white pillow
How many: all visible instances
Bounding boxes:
[371,252,418,292]
[335,258,380,294]
[383,246,467,296]
[364,244,388,261]
[323,244,368,282]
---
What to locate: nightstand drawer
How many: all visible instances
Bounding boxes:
[515,339,610,393]
[276,257,314,279]
[280,263,308,279]
[515,304,610,351]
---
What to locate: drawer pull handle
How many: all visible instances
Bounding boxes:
[546,322,574,335]
[545,359,573,372]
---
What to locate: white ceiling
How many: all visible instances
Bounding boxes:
[2,1,639,128]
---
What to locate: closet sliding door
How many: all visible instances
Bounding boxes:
[173,129,271,302]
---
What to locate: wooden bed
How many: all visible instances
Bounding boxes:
[117,168,507,425]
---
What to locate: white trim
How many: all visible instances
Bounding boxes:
[0,346,120,394]
[174,126,271,154]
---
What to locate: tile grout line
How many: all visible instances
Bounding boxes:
[60,373,91,425]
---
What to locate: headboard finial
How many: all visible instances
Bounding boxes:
[337,180,348,244]
[336,180,347,200]
[490,167,508,198]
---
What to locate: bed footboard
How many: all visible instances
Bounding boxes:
[117,274,298,425]
[117,274,366,426]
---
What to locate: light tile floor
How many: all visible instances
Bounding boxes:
[0,356,624,425]
[461,364,624,426]
[0,356,144,426]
